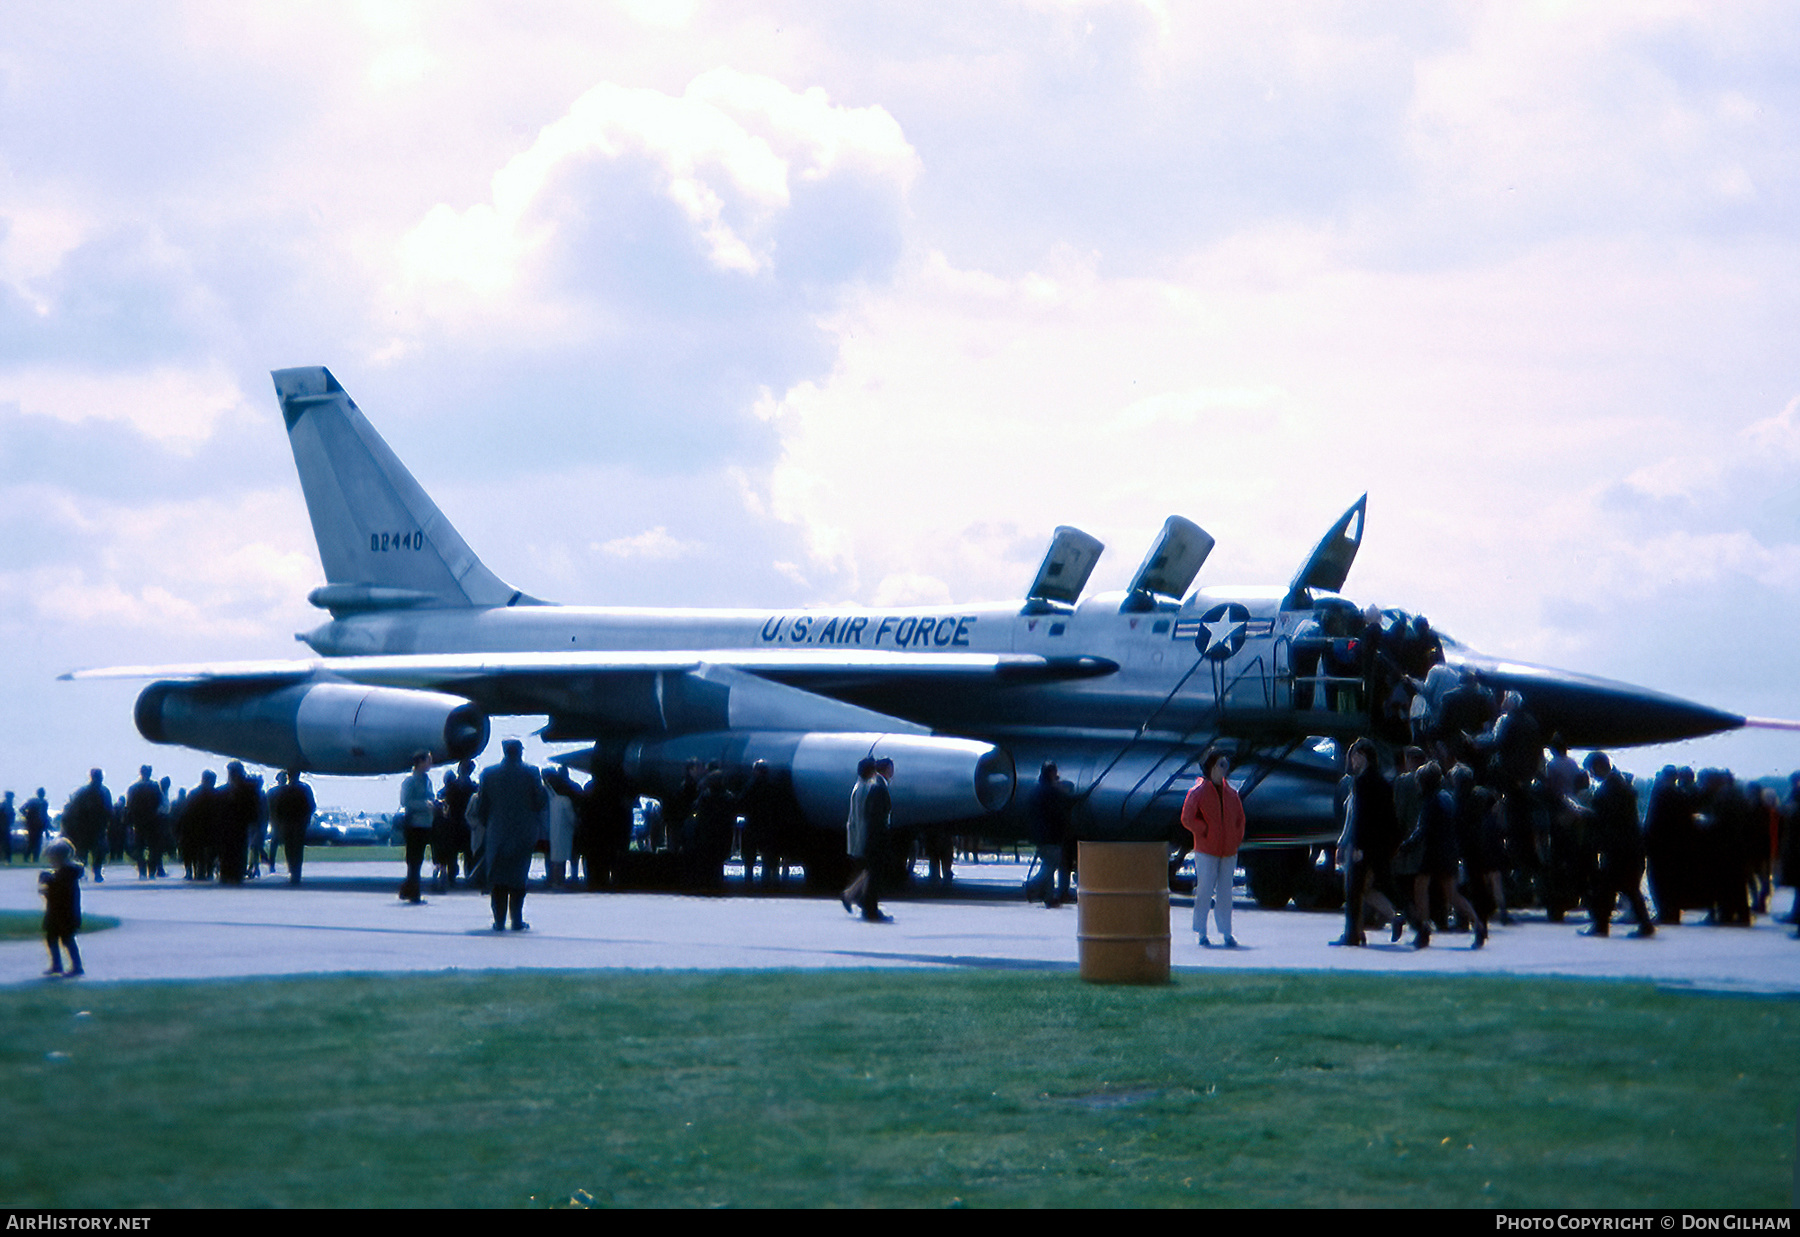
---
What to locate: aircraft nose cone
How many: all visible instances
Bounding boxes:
[1450,657,1743,749]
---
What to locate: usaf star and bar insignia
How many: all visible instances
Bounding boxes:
[1173,604,1264,661]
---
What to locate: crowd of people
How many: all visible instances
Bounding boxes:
[1285,605,1796,946]
[1,746,856,908]
[0,763,310,889]
[7,760,309,978]
[1333,687,1799,948]
[9,682,1795,976]
[1288,601,1445,730]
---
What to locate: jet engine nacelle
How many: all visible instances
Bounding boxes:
[135,680,489,774]
[624,730,1016,830]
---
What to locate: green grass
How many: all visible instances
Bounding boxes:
[0,909,118,940]
[301,844,403,862]
[0,970,1792,1208]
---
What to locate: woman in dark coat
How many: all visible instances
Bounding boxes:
[1405,762,1487,950]
[1335,738,1399,946]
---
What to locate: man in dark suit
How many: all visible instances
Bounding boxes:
[64,770,112,883]
[271,770,316,885]
[1582,752,1654,937]
[470,739,548,931]
[126,766,163,879]
[861,759,894,923]
[842,757,894,922]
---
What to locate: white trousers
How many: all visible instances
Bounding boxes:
[1192,851,1236,938]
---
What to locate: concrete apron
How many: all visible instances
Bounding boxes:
[1,860,1794,994]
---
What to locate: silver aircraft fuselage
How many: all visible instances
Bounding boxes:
[300,588,1346,843]
[87,365,1750,871]
[294,583,1739,849]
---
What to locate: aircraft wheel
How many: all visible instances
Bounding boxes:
[797,832,854,892]
[1244,851,1297,910]
[1294,849,1345,912]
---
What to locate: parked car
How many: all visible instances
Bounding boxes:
[305,809,351,846]
[305,810,388,846]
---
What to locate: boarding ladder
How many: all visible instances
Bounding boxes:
[1086,631,1361,829]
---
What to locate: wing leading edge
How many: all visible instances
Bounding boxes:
[64,648,1118,686]
[89,648,1120,766]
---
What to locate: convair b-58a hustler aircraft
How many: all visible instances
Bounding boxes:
[70,367,1752,901]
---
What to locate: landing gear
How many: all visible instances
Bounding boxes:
[1244,851,1296,909]
[1243,847,1343,911]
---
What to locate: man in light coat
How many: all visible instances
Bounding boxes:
[398,752,435,904]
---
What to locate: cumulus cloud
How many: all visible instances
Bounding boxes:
[0,363,247,449]
[0,205,88,308]
[595,525,697,561]
[871,572,953,607]
[1596,394,1800,547]
[360,64,922,479]
[1743,395,1800,458]
[399,67,916,297]
[1398,2,1800,257]
[0,486,315,641]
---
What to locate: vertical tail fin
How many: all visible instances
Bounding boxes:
[272,367,532,613]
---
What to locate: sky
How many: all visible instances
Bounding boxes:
[3,1,1798,813]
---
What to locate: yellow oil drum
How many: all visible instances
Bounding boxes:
[1076,841,1171,984]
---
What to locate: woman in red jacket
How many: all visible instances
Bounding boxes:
[1182,748,1246,947]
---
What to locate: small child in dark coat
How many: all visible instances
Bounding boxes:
[39,837,84,978]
